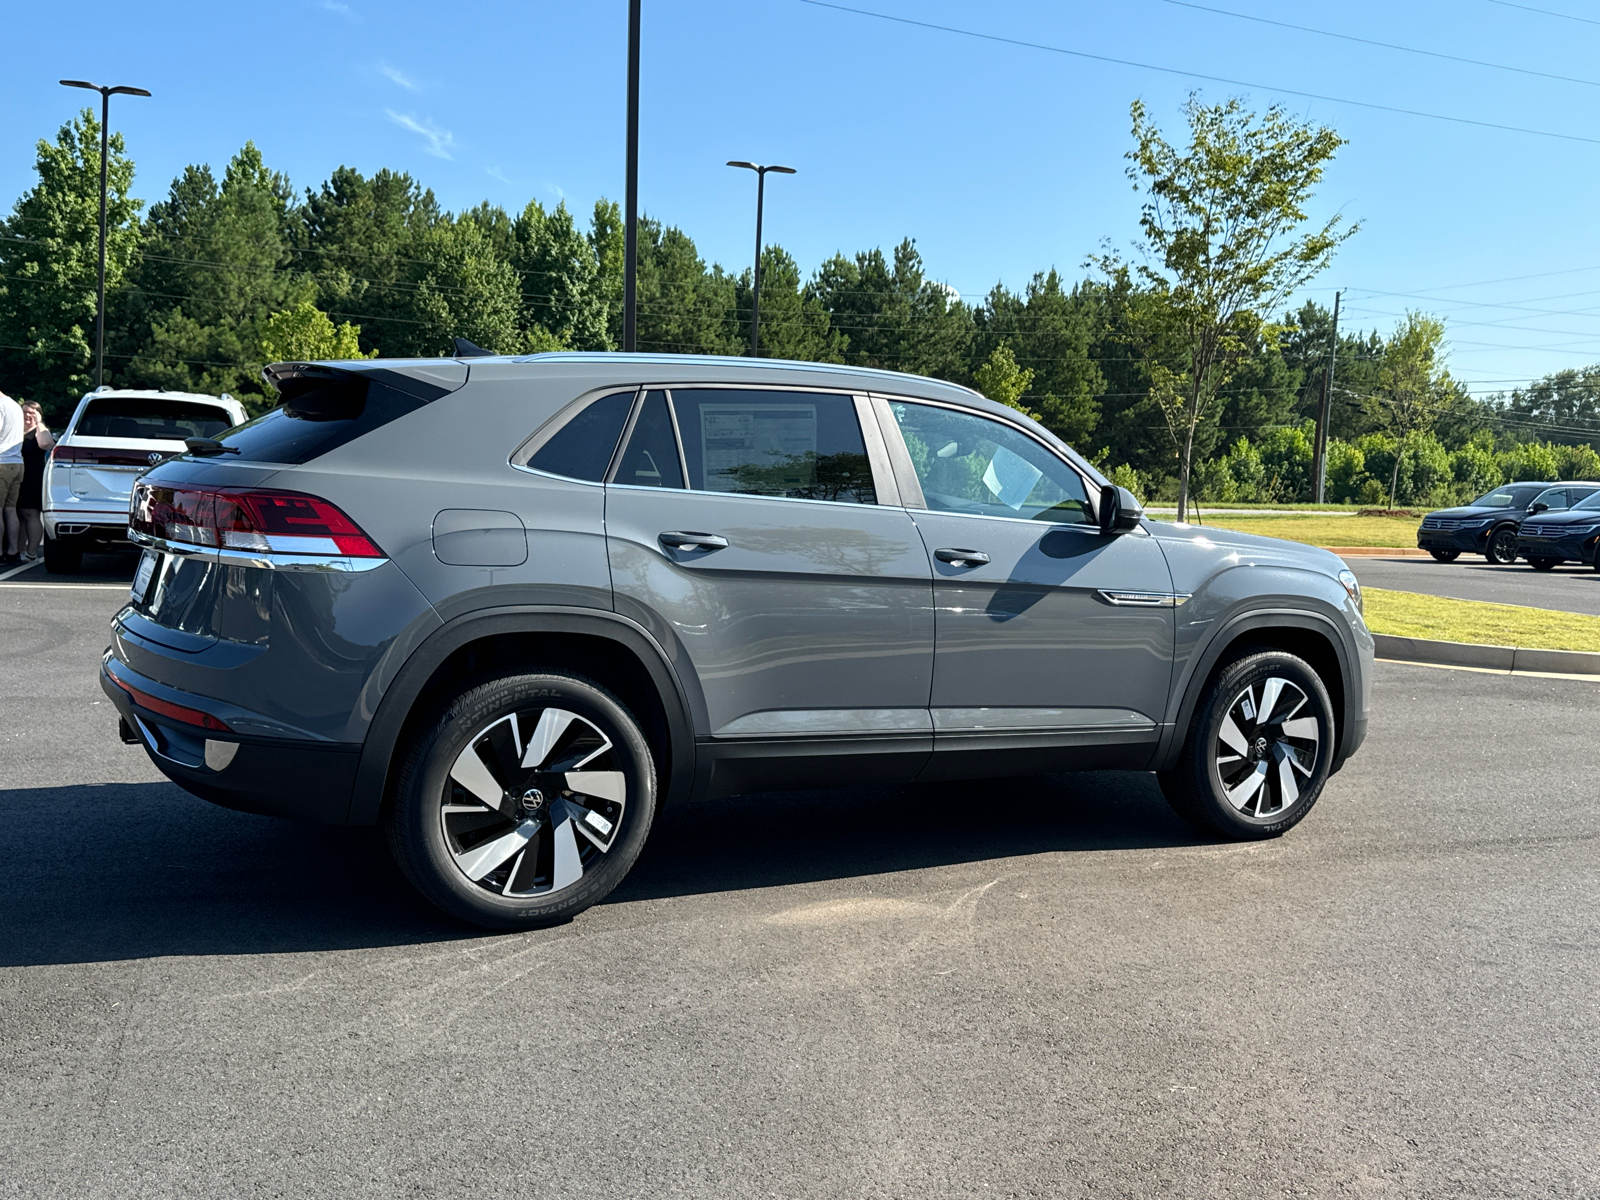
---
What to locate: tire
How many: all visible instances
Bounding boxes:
[1485,526,1519,565]
[42,536,82,574]
[385,671,657,930]
[1158,648,1334,840]
[1529,557,1559,571]
[1428,549,1460,562]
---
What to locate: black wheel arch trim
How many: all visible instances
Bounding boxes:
[1153,604,1361,775]
[347,605,701,826]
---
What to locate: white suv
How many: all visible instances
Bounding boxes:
[43,387,247,572]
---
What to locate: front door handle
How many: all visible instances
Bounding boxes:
[933,547,989,567]
[659,531,729,551]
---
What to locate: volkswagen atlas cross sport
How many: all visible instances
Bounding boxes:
[44,387,246,573]
[102,354,1373,930]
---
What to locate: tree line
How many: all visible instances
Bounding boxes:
[3,105,1597,508]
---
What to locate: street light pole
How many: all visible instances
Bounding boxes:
[60,79,150,389]
[623,0,640,353]
[726,161,795,358]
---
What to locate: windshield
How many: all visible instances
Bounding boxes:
[75,396,233,440]
[1573,491,1600,511]
[1470,485,1542,509]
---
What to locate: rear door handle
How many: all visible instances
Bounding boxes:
[659,531,729,551]
[933,547,989,567]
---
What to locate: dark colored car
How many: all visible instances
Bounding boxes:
[102,353,1373,930]
[1515,488,1600,569]
[1417,482,1598,564]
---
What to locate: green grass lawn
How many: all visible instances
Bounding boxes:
[1180,513,1420,548]
[1364,587,1600,652]
[1148,502,1362,512]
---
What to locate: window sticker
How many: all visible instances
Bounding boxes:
[982,445,1044,510]
[699,403,818,493]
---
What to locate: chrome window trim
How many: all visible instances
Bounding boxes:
[129,528,387,573]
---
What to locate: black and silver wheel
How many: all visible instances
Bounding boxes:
[1485,526,1518,565]
[1159,649,1333,839]
[386,672,656,929]
[1529,556,1559,571]
[1428,549,1460,563]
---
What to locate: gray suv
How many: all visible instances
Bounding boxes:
[102,354,1373,929]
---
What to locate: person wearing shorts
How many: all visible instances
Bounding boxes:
[0,390,24,566]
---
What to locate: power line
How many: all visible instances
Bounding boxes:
[1487,0,1600,27]
[1162,0,1600,90]
[799,0,1600,146]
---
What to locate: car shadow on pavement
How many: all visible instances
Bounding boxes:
[0,781,471,969]
[610,768,1207,904]
[0,771,1209,967]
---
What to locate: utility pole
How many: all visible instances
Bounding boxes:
[1313,289,1342,503]
[725,161,796,357]
[59,79,151,388]
[622,0,640,353]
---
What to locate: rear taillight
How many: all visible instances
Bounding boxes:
[130,482,383,559]
[52,444,166,467]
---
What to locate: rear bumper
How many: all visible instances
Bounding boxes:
[101,656,359,823]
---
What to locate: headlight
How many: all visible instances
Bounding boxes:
[1337,569,1363,614]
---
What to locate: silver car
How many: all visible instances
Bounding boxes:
[43,387,246,572]
[101,354,1373,929]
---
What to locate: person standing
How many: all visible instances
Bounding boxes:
[19,401,54,561]
[0,389,24,567]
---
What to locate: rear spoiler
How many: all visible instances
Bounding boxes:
[262,360,469,405]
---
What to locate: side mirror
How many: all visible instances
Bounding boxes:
[1529,501,1549,514]
[1099,484,1144,535]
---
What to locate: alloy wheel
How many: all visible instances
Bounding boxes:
[441,706,626,898]
[1488,527,1518,564]
[1214,677,1320,820]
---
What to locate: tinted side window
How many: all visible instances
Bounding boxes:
[672,389,876,504]
[77,397,233,439]
[613,391,684,489]
[889,401,1090,523]
[524,391,634,481]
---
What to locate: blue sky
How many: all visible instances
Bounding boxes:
[4,0,1599,395]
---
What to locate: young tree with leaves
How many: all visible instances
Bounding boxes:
[1106,95,1357,520]
[1375,312,1459,509]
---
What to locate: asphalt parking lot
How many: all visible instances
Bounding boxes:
[3,575,1599,1198]
[1350,553,1600,616]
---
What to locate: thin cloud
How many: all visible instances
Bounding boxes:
[378,62,419,91]
[486,165,513,184]
[321,0,356,16]
[386,110,454,159]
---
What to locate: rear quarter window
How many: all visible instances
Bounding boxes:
[75,397,233,440]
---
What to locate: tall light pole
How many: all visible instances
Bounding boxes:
[726,161,795,358]
[60,79,150,389]
[623,0,640,353]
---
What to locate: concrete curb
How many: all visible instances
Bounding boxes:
[1373,633,1600,676]
[1326,546,1430,558]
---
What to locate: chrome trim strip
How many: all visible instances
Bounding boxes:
[129,528,387,572]
[1098,589,1192,607]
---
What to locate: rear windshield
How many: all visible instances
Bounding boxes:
[216,378,426,464]
[75,397,233,440]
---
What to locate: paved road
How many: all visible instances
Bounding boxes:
[1349,553,1600,616]
[3,585,1597,1198]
